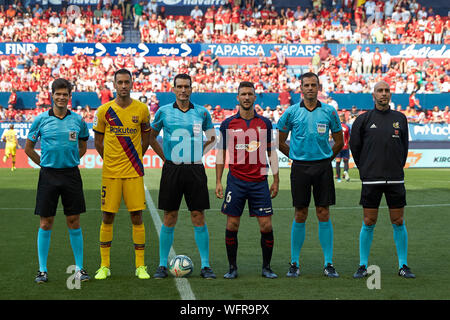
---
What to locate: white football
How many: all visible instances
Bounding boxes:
[168,255,194,277]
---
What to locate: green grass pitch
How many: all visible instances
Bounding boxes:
[0,168,449,300]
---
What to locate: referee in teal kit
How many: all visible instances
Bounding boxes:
[148,73,217,279]
[25,78,90,284]
[278,72,344,278]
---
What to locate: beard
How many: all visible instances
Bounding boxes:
[239,102,253,111]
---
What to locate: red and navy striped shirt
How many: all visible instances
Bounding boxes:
[219,112,273,182]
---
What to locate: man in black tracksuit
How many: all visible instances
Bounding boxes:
[350,81,415,279]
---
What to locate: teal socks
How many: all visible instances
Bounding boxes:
[194,225,210,269]
[359,223,375,267]
[392,223,408,268]
[290,221,305,265]
[359,222,408,268]
[68,228,84,271]
[37,228,52,272]
[159,225,175,267]
[318,220,334,266]
[160,224,211,269]
[291,220,334,266]
[38,228,85,272]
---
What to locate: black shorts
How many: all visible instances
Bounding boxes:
[35,167,86,217]
[360,183,406,209]
[158,161,210,212]
[290,158,335,208]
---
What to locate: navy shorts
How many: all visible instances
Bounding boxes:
[336,149,350,160]
[221,172,273,217]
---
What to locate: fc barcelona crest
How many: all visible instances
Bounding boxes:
[132,116,139,123]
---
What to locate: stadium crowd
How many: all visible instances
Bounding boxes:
[0,0,449,124]
[1,91,449,125]
[0,0,448,44]
[0,2,124,43]
[0,44,448,96]
[138,0,450,45]
[234,98,450,125]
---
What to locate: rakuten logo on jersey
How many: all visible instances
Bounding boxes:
[109,127,138,135]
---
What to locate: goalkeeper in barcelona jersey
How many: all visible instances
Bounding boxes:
[2,124,19,171]
[93,69,151,280]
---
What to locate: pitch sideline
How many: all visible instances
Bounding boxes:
[144,184,196,301]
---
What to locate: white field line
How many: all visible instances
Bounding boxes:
[144,184,196,301]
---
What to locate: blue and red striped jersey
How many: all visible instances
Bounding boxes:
[219,112,273,182]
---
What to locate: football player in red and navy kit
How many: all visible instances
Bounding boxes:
[216,82,279,279]
[335,113,351,182]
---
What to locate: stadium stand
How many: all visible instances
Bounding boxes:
[0,2,124,42]
[0,0,449,124]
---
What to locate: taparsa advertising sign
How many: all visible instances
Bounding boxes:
[1,43,448,59]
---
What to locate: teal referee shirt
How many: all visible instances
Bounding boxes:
[277,100,342,161]
[151,102,214,163]
[28,109,89,168]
